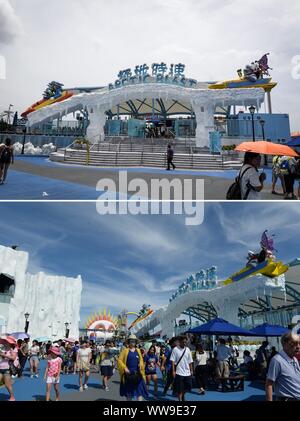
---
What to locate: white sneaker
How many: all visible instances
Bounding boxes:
[79,386,83,392]
[35,374,39,378]
[83,384,88,390]
[105,387,109,392]
[30,375,34,378]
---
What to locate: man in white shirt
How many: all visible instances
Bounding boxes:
[240,152,266,200]
[170,335,193,401]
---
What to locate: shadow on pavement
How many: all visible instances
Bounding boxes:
[33,394,46,401]
[0,393,9,401]
[64,384,79,390]
[242,395,265,401]
[86,383,102,389]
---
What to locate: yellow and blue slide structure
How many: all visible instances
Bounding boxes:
[223,259,289,286]
[208,77,277,92]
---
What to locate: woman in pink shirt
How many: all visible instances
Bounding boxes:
[0,336,17,401]
[44,347,62,401]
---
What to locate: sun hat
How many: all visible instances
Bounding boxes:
[49,346,61,356]
[127,334,139,343]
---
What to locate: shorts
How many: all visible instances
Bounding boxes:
[0,368,10,376]
[78,362,90,372]
[173,374,192,394]
[145,371,157,376]
[272,171,284,184]
[46,376,60,384]
[100,365,113,377]
[30,356,39,364]
[216,361,230,378]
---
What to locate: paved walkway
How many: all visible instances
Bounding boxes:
[0,157,284,200]
[0,360,265,402]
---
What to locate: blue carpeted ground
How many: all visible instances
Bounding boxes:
[0,360,265,401]
[0,170,100,200]
[0,360,102,401]
[15,156,274,183]
[0,156,273,200]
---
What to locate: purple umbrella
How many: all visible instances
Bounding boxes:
[10,332,30,341]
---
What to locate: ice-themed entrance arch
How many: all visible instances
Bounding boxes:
[132,271,286,338]
[27,83,265,147]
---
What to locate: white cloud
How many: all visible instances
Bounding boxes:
[0,0,299,129]
[0,0,22,44]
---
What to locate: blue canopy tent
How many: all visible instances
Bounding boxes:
[187,318,254,336]
[287,137,300,147]
[249,323,289,338]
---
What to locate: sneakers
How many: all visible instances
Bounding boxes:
[35,374,39,378]
[83,384,88,390]
[79,386,83,392]
[105,386,109,392]
[30,375,34,378]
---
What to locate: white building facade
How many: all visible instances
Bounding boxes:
[0,245,82,340]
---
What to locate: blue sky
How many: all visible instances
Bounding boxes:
[0,202,299,326]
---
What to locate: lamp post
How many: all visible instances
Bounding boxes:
[249,105,256,142]
[65,322,69,338]
[21,127,27,155]
[24,312,30,333]
[259,119,268,166]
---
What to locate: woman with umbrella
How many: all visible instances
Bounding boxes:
[234,141,299,200]
[117,334,148,401]
[0,336,17,401]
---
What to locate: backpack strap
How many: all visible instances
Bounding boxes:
[175,347,187,370]
[238,165,253,200]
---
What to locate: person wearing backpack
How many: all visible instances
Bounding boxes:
[281,156,299,200]
[227,152,266,200]
[293,157,300,200]
[281,156,297,200]
[170,335,193,401]
[240,152,266,200]
[0,138,14,184]
[271,155,286,195]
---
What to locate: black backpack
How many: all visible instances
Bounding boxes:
[1,146,12,163]
[226,166,252,200]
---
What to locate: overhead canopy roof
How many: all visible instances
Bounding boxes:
[238,262,300,316]
[107,98,229,117]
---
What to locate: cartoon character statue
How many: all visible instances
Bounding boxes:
[139,304,151,316]
[238,53,273,82]
[247,230,277,267]
[43,81,64,100]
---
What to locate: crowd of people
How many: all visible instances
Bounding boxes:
[0,332,299,401]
